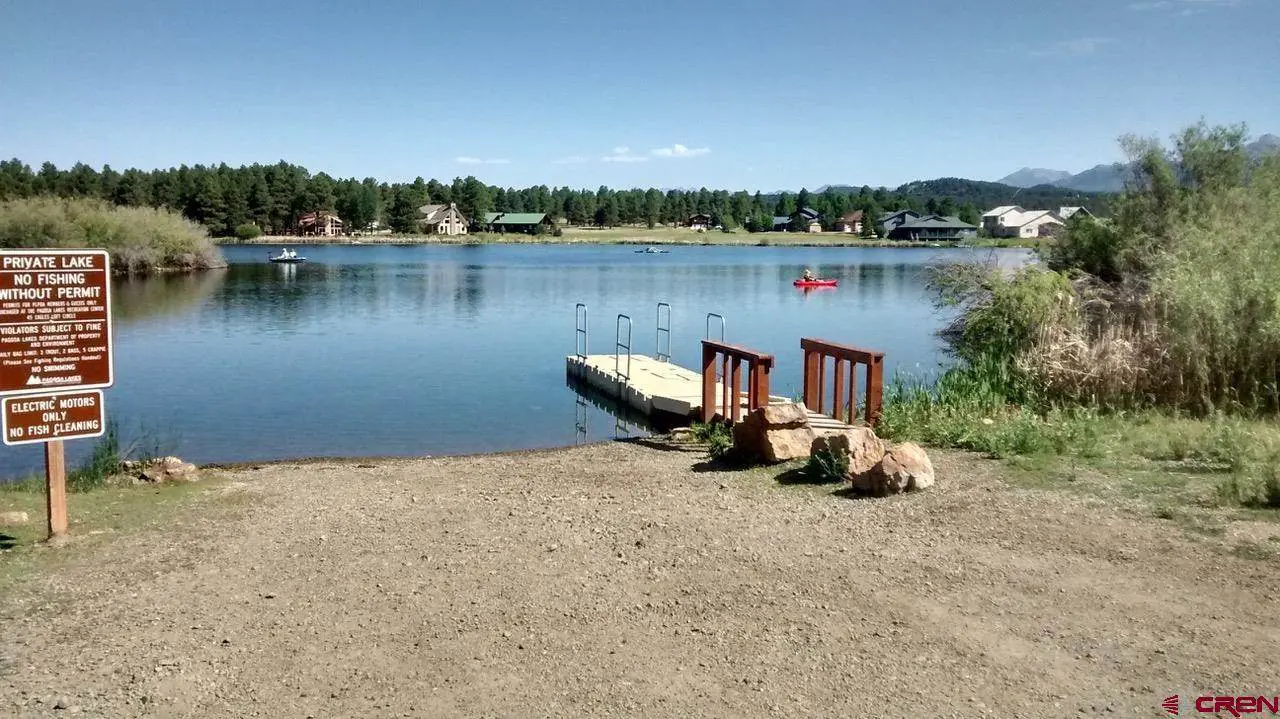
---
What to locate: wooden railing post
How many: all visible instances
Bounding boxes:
[701,341,716,423]
[865,354,884,427]
[832,359,846,423]
[803,349,820,411]
[730,358,743,422]
[701,340,775,424]
[800,338,886,428]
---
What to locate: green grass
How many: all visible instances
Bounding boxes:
[233,225,990,248]
[0,470,241,599]
[879,362,1280,518]
[689,421,733,459]
[0,196,225,274]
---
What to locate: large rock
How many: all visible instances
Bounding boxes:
[862,442,935,496]
[811,427,887,484]
[0,510,30,526]
[732,403,815,463]
[128,456,200,484]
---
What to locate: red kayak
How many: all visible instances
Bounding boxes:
[793,279,838,287]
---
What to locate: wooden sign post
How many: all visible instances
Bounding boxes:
[0,249,113,540]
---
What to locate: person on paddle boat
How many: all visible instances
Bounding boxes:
[801,268,815,281]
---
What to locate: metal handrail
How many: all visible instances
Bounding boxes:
[574,303,588,359]
[705,312,725,342]
[615,314,632,380]
[656,302,671,362]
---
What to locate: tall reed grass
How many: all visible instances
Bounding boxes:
[0,197,225,275]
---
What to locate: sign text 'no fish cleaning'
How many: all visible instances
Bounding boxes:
[3,389,105,446]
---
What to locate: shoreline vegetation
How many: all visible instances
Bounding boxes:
[0,197,224,275]
[877,122,1280,514]
[227,227,1034,249]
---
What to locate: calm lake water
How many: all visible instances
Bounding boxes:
[0,244,1029,478]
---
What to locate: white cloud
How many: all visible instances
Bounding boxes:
[455,157,510,165]
[651,144,711,158]
[602,147,647,163]
[1030,37,1115,56]
[552,156,588,165]
[1129,0,1240,11]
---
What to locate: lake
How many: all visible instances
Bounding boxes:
[0,244,1029,479]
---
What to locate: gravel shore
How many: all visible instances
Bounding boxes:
[2,441,1277,717]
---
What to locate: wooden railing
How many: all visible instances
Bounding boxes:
[701,340,774,423]
[801,338,885,427]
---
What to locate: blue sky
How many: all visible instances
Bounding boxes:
[1,0,1276,190]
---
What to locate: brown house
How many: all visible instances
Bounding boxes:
[834,210,864,234]
[687,213,712,231]
[419,202,469,236]
[297,211,344,237]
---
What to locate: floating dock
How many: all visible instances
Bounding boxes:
[566,303,859,435]
[565,352,852,436]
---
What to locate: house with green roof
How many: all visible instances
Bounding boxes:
[886,214,977,242]
[480,212,553,234]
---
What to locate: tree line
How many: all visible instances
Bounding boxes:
[0,159,1108,237]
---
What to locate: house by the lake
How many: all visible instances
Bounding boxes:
[887,214,977,242]
[481,212,553,234]
[1058,206,1093,221]
[796,207,822,233]
[687,213,712,231]
[878,209,920,237]
[834,210,864,234]
[419,203,469,236]
[297,211,344,237]
[982,206,1065,238]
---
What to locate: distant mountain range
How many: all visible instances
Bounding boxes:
[997,133,1280,192]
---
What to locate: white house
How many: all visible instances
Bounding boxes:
[419,203,469,236]
[1058,206,1093,220]
[982,205,1066,238]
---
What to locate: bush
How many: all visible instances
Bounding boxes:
[234,222,262,240]
[68,421,120,492]
[805,449,848,483]
[0,197,224,275]
[552,227,563,237]
[689,421,734,460]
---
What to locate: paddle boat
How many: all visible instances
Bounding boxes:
[634,246,669,254]
[793,278,838,287]
[268,248,307,264]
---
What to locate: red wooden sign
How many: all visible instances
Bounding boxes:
[3,389,105,446]
[0,249,113,395]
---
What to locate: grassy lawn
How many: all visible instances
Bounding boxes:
[0,472,245,599]
[235,226,1034,248]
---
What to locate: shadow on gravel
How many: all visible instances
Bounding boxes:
[775,467,843,486]
[620,438,705,454]
[0,533,16,550]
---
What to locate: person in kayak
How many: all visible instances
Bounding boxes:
[801,268,815,281]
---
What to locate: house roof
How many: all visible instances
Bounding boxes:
[899,214,976,230]
[878,209,919,222]
[689,213,711,220]
[797,206,820,220]
[1058,206,1091,219]
[772,216,791,226]
[982,205,1023,218]
[1009,210,1062,226]
[484,212,547,225]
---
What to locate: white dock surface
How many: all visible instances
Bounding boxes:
[566,354,858,435]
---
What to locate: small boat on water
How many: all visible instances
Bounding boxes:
[793,278,838,287]
[268,248,307,263]
[634,246,669,254]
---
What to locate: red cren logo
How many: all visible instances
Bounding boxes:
[1192,696,1280,716]
[1163,695,1180,715]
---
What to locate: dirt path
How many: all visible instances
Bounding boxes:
[2,442,1277,717]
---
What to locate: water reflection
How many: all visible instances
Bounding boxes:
[112,270,227,327]
[1,244,1032,479]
